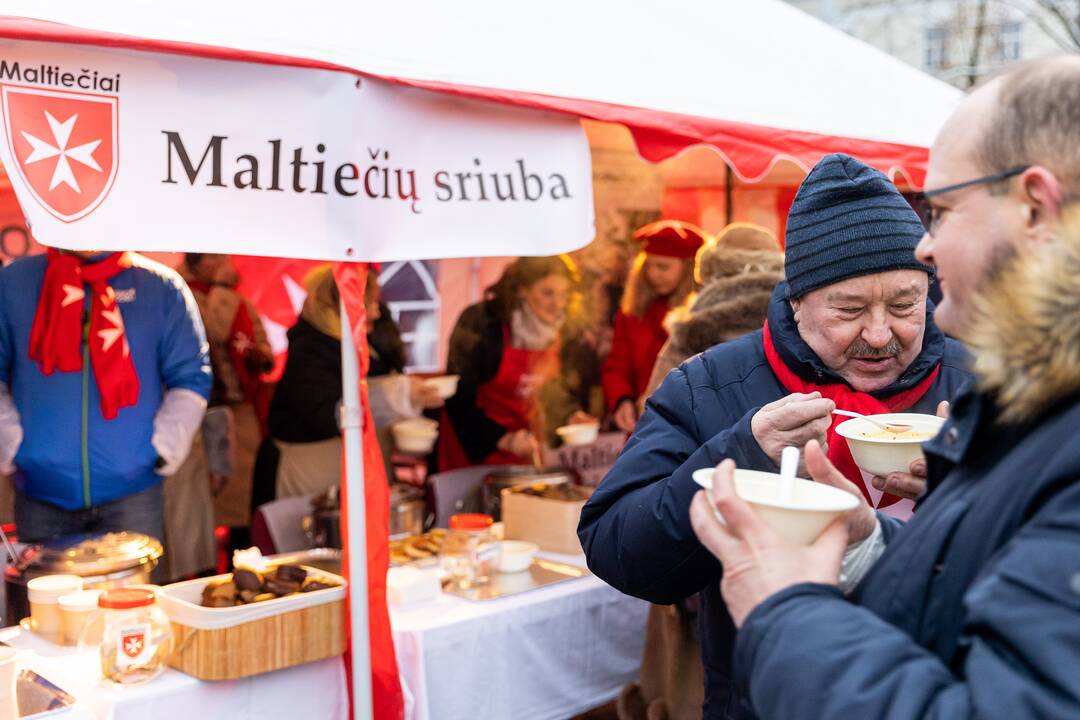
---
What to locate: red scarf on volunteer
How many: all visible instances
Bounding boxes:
[29,249,139,420]
[762,320,939,509]
[188,280,261,403]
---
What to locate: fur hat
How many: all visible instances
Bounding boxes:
[696,223,780,284]
[666,245,784,358]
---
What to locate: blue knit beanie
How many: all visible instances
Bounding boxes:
[784,153,932,299]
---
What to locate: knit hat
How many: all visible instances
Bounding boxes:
[783,154,931,298]
[633,220,708,258]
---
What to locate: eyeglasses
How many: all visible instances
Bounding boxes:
[912,165,1030,234]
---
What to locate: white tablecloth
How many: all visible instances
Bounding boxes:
[390,553,648,720]
[0,626,348,720]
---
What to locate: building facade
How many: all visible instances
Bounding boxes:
[786,0,1078,87]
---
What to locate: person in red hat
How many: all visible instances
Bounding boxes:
[602,220,704,432]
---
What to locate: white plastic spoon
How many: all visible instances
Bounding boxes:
[779,446,799,504]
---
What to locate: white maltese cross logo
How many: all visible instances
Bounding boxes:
[0,86,118,222]
[20,111,102,194]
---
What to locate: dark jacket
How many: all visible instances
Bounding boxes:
[368,302,406,377]
[578,282,973,720]
[269,317,341,443]
[444,300,593,464]
[733,221,1080,719]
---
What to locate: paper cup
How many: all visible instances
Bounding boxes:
[59,590,102,646]
[692,468,859,544]
[423,375,460,399]
[555,423,599,447]
[27,575,83,644]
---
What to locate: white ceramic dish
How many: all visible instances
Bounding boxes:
[157,566,347,630]
[423,375,460,399]
[497,541,539,573]
[692,468,859,544]
[391,418,439,455]
[834,412,944,477]
[555,423,600,447]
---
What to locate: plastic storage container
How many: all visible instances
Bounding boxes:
[80,588,173,685]
[439,514,501,590]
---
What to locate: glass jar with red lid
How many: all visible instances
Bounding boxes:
[79,588,173,685]
[439,514,501,589]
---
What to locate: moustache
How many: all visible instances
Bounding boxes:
[847,337,902,359]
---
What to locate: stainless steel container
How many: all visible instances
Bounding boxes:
[390,484,425,539]
[4,532,163,627]
[307,488,342,550]
[481,466,576,521]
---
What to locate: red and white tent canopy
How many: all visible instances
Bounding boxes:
[0,5,960,718]
[0,0,959,188]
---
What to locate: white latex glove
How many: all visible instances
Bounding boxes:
[0,383,22,475]
[838,517,885,594]
[152,388,208,476]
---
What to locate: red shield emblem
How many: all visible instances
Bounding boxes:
[1,85,118,223]
[121,629,145,659]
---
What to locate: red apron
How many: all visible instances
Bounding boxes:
[438,325,559,471]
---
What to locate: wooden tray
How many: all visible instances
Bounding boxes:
[161,566,347,681]
[168,598,345,681]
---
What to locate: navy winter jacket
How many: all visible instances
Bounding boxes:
[736,384,1080,718]
[578,282,972,719]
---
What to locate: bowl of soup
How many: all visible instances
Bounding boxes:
[692,468,859,544]
[834,413,945,477]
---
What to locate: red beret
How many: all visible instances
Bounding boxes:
[633,220,707,258]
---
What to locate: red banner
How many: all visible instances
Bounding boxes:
[334,262,404,720]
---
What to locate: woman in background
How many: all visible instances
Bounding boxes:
[602,220,704,433]
[439,255,594,470]
[269,266,439,498]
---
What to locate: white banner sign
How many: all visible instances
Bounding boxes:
[0,40,595,261]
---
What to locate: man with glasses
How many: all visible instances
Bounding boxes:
[691,55,1080,719]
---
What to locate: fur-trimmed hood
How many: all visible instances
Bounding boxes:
[665,248,784,358]
[966,208,1080,423]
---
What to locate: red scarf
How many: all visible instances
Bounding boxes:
[188,281,261,404]
[762,321,939,509]
[29,249,139,420]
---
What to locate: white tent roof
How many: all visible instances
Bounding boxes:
[0,0,959,182]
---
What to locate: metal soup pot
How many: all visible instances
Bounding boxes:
[4,532,162,627]
[390,484,425,539]
[481,466,577,521]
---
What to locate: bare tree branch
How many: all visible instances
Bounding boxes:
[1032,0,1080,47]
[969,0,991,87]
[994,0,1079,50]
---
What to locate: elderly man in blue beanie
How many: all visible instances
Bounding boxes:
[578,153,972,720]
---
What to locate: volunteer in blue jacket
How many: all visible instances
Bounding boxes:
[578,153,973,719]
[0,249,211,543]
[691,56,1080,720]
